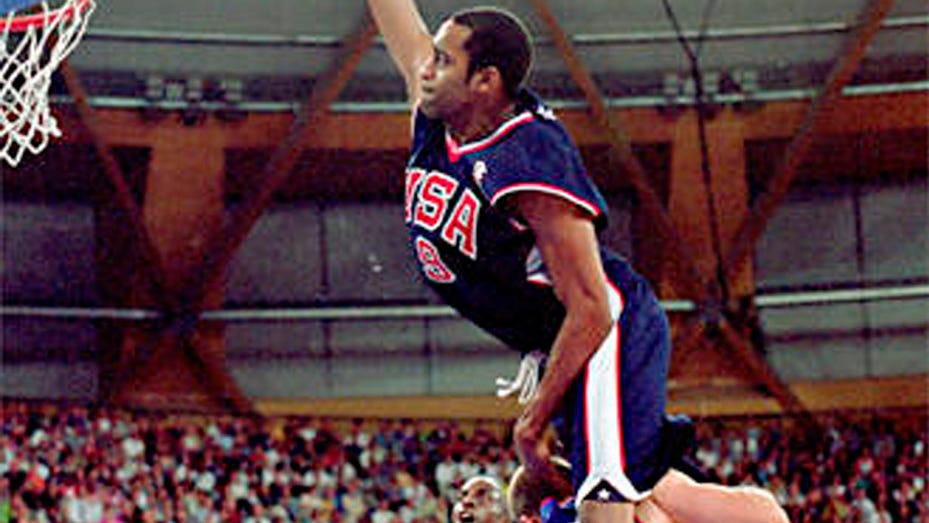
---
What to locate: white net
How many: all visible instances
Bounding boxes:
[1,0,95,168]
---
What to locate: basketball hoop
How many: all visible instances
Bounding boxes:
[2,0,95,168]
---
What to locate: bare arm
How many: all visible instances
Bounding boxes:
[509,192,614,470]
[366,0,433,102]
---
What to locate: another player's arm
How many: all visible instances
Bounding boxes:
[509,192,614,471]
[366,0,433,102]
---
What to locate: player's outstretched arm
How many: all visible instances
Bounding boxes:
[366,0,433,102]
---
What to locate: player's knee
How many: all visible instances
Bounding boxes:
[635,499,675,523]
[741,486,789,523]
[652,467,696,498]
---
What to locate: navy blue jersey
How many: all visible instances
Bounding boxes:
[405,89,650,354]
[406,90,674,501]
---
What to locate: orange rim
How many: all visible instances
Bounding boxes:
[4,0,92,33]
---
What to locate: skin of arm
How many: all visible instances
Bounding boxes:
[509,191,615,474]
[366,0,433,101]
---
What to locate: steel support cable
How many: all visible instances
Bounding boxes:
[659,0,730,306]
[660,0,807,423]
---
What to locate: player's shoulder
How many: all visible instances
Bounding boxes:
[492,92,578,171]
[513,90,572,143]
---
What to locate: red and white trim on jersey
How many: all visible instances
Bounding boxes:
[526,273,553,286]
[445,111,535,163]
[576,281,649,503]
[490,182,603,220]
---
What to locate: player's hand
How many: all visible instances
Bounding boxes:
[513,410,550,476]
[495,350,545,404]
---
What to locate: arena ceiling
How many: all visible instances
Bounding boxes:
[62,0,928,107]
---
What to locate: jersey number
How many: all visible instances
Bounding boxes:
[415,236,456,283]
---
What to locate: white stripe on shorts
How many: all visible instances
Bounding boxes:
[575,282,650,503]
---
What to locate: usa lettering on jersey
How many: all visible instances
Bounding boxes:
[405,167,482,282]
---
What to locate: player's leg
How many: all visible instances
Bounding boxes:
[506,457,676,523]
[635,498,677,523]
[651,468,789,523]
[562,284,673,523]
[578,500,635,523]
[558,321,651,520]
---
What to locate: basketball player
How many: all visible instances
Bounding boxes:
[450,476,511,523]
[366,2,766,522]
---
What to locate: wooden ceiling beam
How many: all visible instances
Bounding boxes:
[100,9,377,415]
[182,10,378,306]
[722,0,899,288]
[59,61,243,408]
[112,327,255,414]
[705,0,897,422]
[668,315,707,376]
[531,0,708,301]
[109,135,254,414]
[59,61,174,309]
[716,318,815,426]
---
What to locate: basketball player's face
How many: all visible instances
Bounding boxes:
[419,20,475,121]
[452,477,507,523]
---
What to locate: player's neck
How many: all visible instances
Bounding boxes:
[448,101,518,144]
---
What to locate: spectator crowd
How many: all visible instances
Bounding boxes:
[1,401,926,522]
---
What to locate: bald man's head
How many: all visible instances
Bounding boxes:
[452,476,510,523]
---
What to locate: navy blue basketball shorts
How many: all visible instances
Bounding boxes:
[557,281,674,503]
